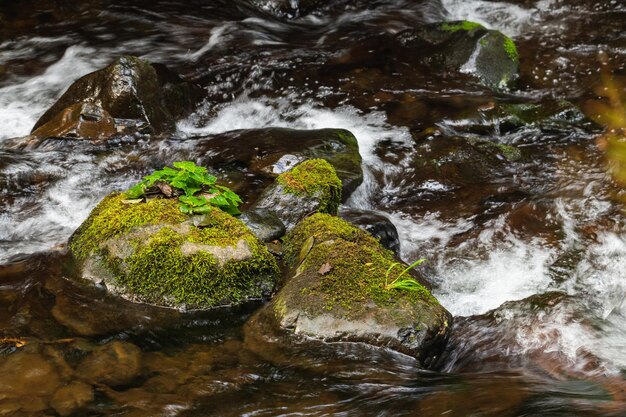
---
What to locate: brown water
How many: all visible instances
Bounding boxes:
[1,0,626,415]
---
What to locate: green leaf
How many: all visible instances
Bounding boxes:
[209,195,229,207]
[173,161,201,172]
[388,278,423,291]
[222,205,241,216]
[202,173,217,185]
[222,190,243,204]
[191,205,213,214]
[125,161,244,217]
[179,195,207,207]
[124,182,147,199]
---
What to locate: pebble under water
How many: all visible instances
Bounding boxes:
[0,0,625,415]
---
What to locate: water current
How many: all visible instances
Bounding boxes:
[0,0,625,415]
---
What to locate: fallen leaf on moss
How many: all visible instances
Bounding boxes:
[318,262,333,275]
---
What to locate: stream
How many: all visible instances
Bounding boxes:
[0,0,625,415]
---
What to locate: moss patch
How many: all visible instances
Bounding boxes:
[119,224,277,307]
[277,159,342,213]
[70,193,279,308]
[284,213,437,312]
[440,20,484,33]
[503,36,518,62]
[70,193,186,260]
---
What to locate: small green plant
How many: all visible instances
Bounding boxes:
[125,161,242,215]
[384,258,426,292]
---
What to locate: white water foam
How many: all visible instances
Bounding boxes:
[440,0,553,37]
[178,96,412,164]
[0,45,109,141]
[437,237,555,316]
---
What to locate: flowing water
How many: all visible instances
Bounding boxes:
[1,0,625,415]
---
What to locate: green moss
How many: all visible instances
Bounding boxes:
[440,20,484,33]
[333,129,356,145]
[277,159,342,213]
[284,214,358,263]
[495,143,522,161]
[466,137,522,162]
[70,193,186,260]
[284,213,437,312]
[71,193,279,308]
[503,36,518,62]
[118,223,277,307]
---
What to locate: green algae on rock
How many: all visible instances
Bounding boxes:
[256,213,452,366]
[69,193,279,309]
[252,159,342,230]
[440,21,484,33]
[396,20,520,90]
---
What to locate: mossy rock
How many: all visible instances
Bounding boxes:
[253,213,452,366]
[395,20,519,90]
[69,193,279,309]
[252,159,342,230]
[32,56,199,136]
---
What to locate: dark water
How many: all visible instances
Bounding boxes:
[1,0,626,415]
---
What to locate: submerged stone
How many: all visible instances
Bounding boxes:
[0,351,63,414]
[395,20,519,90]
[412,135,522,188]
[50,381,94,417]
[79,341,142,386]
[69,193,279,309]
[252,213,452,366]
[252,159,342,230]
[31,55,199,136]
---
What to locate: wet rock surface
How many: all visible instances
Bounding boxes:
[395,21,520,90]
[31,102,117,141]
[50,381,94,416]
[238,208,286,242]
[31,55,198,136]
[252,159,343,230]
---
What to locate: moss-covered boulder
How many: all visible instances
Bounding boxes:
[32,56,200,136]
[252,159,342,230]
[250,214,452,366]
[395,21,519,90]
[69,193,279,309]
